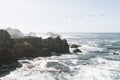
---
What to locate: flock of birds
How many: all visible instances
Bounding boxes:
[63,13,105,23]
[65,13,104,18]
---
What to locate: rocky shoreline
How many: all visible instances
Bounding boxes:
[0,30,69,65]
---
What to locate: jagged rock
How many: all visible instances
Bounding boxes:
[71,44,80,48]
[0,30,70,64]
[43,37,69,53]
[0,30,14,48]
[0,30,17,64]
[73,49,82,53]
[14,36,69,57]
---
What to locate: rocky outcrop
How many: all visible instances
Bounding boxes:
[14,36,69,57]
[14,37,51,57]
[0,30,17,64]
[70,44,80,48]
[113,52,119,55]
[43,37,69,53]
[0,30,69,64]
[73,49,82,53]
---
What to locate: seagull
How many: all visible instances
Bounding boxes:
[101,14,104,16]
[79,16,82,18]
[93,15,96,17]
[66,16,68,18]
[88,15,91,17]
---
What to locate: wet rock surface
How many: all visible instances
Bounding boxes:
[73,49,82,53]
[70,44,80,48]
[14,36,69,57]
[0,30,69,65]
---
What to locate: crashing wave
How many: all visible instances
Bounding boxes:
[6,27,24,38]
[45,32,61,38]
[46,62,70,72]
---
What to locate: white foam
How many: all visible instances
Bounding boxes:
[1,56,120,80]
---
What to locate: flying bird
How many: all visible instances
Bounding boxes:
[79,16,82,18]
[101,13,104,16]
[93,15,96,17]
[88,15,91,17]
[66,16,68,18]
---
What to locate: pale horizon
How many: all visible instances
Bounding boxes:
[0,0,120,33]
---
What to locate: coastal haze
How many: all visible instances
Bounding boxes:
[0,0,120,33]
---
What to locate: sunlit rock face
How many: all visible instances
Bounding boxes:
[0,30,17,64]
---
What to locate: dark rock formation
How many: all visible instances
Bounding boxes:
[73,49,82,53]
[14,37,51,57]
[0,30,17,64]
[0,62,22,77]
[43,37,69,53]
[70,44,80,48]
[113,52,119,55]
[0,30,69,65]
[14,36,69,57]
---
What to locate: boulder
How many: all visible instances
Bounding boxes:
[0,30,17,64]
[73,49,82,53]
[0,48,17,64]
[113,52,119,55]
[0,30,14,48]
[71,44,80,48]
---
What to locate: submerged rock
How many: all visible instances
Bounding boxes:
[0,62,22,77]
[73,49,82,53]
[46,62,70,72]
[113,52,119,55]
[70,44,80,48]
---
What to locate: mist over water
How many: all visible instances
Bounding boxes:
[1,33,120,80]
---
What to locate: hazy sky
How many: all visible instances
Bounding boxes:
[0,0,120,33]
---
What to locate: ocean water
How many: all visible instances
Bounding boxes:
[1,33,120,80]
